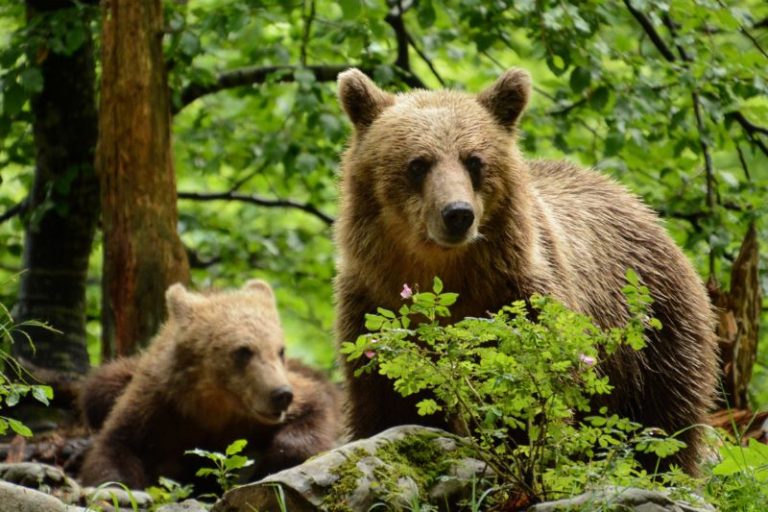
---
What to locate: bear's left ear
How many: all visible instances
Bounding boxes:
[243,279,276,305]
[476,68,532,130]
[338,68,395,131]
[166,283,204,321]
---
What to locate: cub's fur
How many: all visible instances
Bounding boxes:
[80,281,340,488]
[334,68,718,474]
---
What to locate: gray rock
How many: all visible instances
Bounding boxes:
[0,480,86,512]
[212,425,490,512]
[0,462,81,504]
[528,487,714,512]
[155,499,210,512]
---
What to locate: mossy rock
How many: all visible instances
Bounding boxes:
[213,425,490,512]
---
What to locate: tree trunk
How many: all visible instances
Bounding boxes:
[97,0,190,357]
[709,222,761,410]
[12,1,99,376]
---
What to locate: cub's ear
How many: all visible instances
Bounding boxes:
[337,68,395,131]
[476,68,531,129]
[243,279,276,305]
[166,283,203,321]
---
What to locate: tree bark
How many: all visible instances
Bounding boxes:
[12,1,99,375]
[97,0,190,357]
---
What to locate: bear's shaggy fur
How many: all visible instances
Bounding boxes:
[80,280,340,488]
[334,68,718,474]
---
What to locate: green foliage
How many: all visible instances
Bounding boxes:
[1,1,765,389]
[185,438,254,495]
[706,437,768,510]
[145,477,194,508]
[0,295,53,437]
[342,276,697,506]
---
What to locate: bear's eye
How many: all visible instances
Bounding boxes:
[407,157,431,188]
[464,154,485,189]
[279,347,286,362]
[232,346,254,366]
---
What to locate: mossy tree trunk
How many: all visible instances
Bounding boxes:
[97,0,190,358]
[11,0,99,376]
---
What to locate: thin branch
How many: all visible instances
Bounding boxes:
[406,32,445,87]
[384,0,428,88]
[0,200,26,224]
[623,0,677,62]
[735,144,751,182]
[175,64,370,113]
[177,190,334,226]
[385,0,411,72]
[300,0,316,66]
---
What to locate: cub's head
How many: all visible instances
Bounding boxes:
[337,69,531,251]
[165,280,293,425]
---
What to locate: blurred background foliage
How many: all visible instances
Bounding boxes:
[0,1,766,400]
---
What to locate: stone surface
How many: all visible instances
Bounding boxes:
[155,499,209,512]
[0,462,81,504]
[213,425,488,512]
[529,487,714,512]
[0,480,86,512]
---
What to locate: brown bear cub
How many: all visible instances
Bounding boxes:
[80,280,340,489]
[334,68,718,474]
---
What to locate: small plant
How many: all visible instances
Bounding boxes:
[0,298,54,437]
[145,477,193,508]
[185,438,254,495]
[705,437,768,511]
[342,272,694,508]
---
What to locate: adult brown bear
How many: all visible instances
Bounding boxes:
[333,68,718,474]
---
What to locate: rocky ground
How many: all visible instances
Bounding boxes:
[0,425,723,512]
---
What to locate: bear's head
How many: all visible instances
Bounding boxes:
[164,280,293,426]
[337,68,531,254]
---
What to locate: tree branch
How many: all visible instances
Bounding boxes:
[177,190,334,226]
[623,0,677,62]
[175,65,371,113]
[728,111,768,157]
[385,0,428,88]
[0,200,26,224]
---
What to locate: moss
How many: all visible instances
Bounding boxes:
[322,448,367,512]
[370,431,471,504]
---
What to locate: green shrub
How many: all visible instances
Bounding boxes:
[342,272,697,508]
[0,299,53,436]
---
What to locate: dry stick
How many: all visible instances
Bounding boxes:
[177,190,334,226]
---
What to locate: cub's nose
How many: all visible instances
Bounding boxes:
[270,386,294,412]
[441,202,475,238]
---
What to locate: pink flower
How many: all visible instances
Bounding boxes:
[365,339,379,359]
[400,284,413,299]
[579,354,597,366]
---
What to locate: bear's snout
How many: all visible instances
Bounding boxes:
[270,385,294,412]
[441,201,475,238]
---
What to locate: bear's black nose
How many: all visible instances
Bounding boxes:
[442,202,475,238]
[270,386,294,412]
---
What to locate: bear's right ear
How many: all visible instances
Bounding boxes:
[166,283,203,321]
[337,68,395,131]
[476,68,532,130]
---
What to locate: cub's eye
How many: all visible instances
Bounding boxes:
[232,346,254,366]
[464,154,485,189]
[279,347,286,362]
[407,157,431,187]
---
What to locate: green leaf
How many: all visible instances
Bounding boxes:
[433,277,443,294]
[569,66,591,94]
[416,398,440,415]
[590,86,610,111]
[6,417,32,437]
[19,68,43,93]
[417,0,437,28]
[225,439,248,456]
[339,0,361,19]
